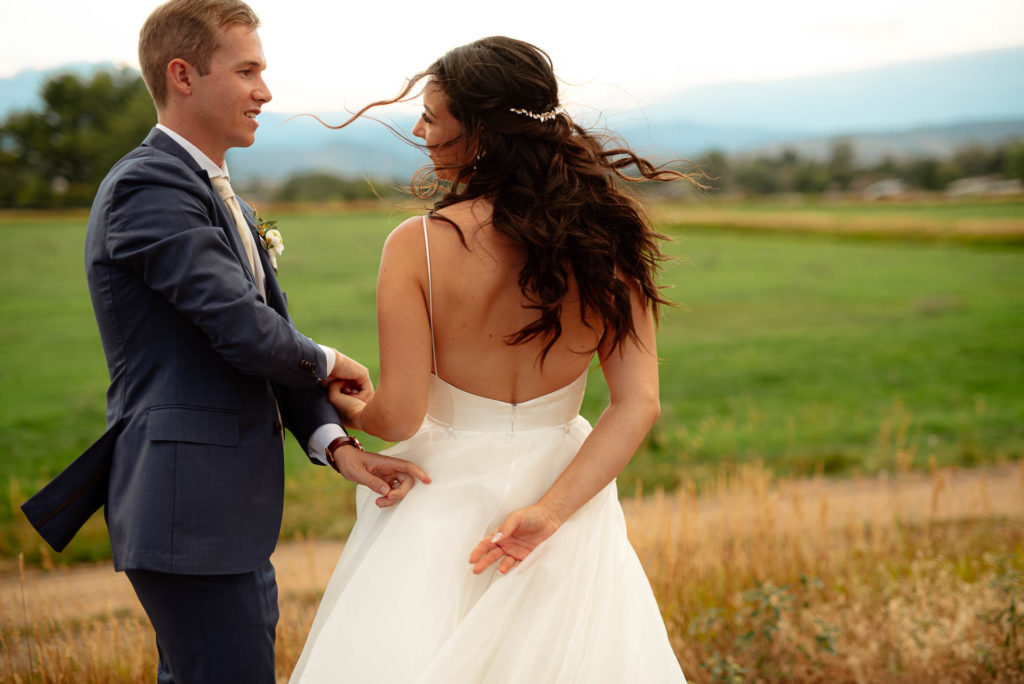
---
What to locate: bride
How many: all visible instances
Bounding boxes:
[290,36,691,683]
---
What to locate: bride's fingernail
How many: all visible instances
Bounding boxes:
[490,532,503,543]
[380,486,390,495]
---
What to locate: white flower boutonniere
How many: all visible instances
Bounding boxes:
[253,207,284,273]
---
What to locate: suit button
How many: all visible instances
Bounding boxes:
[273,419,283,434]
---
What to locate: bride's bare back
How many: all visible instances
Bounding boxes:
[423,200,601,403]
[340,198,626,443]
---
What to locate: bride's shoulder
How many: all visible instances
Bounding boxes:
[387,215,427,239]
[382,212,451,253]
[380,217,428,267]
[385,200,494,254]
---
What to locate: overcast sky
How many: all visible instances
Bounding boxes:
[2,0,1022,114]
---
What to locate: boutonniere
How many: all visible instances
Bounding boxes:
[253,206,284,273]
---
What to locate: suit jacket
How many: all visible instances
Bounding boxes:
[22,128,339,574]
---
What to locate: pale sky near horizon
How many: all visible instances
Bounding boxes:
[2,0,1023,114]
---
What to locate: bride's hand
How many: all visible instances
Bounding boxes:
[468,504,562,575]
[328,380,367,429]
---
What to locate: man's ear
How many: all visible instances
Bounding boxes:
[166,58,194,97]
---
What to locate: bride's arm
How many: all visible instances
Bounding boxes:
[330,217,433,442]
[470,279,660,574]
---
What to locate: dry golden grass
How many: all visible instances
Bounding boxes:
[628,461,1024,682]
[2,461,1022,683]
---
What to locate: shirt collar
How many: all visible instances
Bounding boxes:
[155,123,231,180]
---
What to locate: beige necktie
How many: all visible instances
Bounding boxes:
[210,176,256,275]
[211,176,283,447]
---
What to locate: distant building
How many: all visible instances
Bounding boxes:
[947,176,1024,198]
[862,178,908,202]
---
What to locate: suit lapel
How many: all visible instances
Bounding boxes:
[142,128,259,288]
[235,195,288,314]
[250,218,288,314]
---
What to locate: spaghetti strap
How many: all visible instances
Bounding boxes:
[423,215,438,375]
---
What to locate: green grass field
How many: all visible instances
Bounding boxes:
[2,200,1023,565]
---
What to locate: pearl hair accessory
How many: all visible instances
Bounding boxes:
[509,105,563,122]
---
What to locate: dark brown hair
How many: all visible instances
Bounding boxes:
[139,0,259,108]
[343,36,699,358]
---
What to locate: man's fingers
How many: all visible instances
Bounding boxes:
[335,448,424,498]
[346,464,390,497]
[376,474,414,508]
[371,454,431,484]
[328,385,361,409]
[330,351,374,399]
[332,378,370,400]
[391,458,431,484]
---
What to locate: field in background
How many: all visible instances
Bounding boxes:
[652,197,1024,242]
[1,198,1022,568]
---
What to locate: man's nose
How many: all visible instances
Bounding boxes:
[256,76,272,103]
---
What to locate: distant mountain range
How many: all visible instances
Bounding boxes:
[640,46,1024,134]
[3,46,1023,181]
[0,61,122,115]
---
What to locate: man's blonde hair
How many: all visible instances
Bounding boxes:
[139,0,260,108]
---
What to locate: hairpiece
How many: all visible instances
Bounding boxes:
[509,105,563,122]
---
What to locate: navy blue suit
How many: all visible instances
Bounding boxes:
[23,128,340,681]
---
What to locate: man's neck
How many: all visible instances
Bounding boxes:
[155,122,230,179]
[156,112,227,167]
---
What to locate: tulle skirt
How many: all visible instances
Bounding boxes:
[290,375,685,683]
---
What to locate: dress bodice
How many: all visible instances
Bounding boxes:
[426,372,587,432]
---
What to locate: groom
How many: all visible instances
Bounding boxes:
[20,0,428,681]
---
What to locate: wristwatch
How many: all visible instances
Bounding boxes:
[326,434,363,470]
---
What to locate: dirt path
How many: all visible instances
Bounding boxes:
[3,462,1021,630]
[0,539,345,630]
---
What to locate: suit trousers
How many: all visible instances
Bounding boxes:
[126,560,278,684]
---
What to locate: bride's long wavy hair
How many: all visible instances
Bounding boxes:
[336,36,699,358]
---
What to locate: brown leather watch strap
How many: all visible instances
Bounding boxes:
[325,435,363,470]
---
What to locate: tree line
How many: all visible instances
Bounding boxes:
[0,69,393,209]
[3,68,1022,208]
[680,139,1024,198]
[1,69,155,208]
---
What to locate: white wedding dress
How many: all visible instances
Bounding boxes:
[289,220,685,683]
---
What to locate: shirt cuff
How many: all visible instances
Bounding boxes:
[318,344,336,377]
[308,423,348,466]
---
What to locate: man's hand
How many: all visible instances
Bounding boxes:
[327,380,366,430]
[328,349,373,402]
[329,444,431,508]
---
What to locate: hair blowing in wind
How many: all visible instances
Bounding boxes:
[331,36,702,359]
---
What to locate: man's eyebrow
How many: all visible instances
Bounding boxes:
[424,104,435,116]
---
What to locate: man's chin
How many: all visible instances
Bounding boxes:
[232,133,257,149]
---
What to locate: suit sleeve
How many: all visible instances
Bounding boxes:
[276,383,343,461]
[103,158,327,388]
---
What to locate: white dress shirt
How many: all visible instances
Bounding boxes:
[156,124,344,464]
